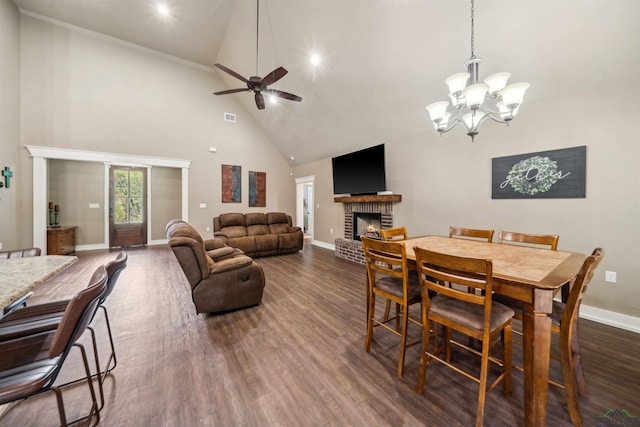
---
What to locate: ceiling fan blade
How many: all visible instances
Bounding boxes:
[255,92,265,110]
[213,88,250,96]
[213,63,249,83]
[261,67,288,86]
[263,89,302,102]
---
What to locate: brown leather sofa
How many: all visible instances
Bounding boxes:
[167,220,265,314]
[213,212,303,257]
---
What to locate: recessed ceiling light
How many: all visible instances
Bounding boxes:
[310,54,321,66]
[156,3,171,17]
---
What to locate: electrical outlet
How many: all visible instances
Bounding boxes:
[89,203,100,209]
[330,228,334,234]
[199,203,206,208]
[605,270,617,283]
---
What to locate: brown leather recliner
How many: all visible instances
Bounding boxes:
[167,221,265,314]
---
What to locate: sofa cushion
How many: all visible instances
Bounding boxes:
[255,234,278,252]
[267,212,289,225]
[247,224,270,236]
[219,213,246,228]
[245,212,268,226]
[269,223,290,235]
[219,225,248,238]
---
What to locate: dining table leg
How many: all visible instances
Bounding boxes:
[522,289,554,427]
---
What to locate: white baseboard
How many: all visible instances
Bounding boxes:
[75,243,108,252]
[579,305,640,333]
[311,240,336,251]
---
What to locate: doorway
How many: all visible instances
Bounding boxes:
[109,166,147,247]
[296,175,315,242]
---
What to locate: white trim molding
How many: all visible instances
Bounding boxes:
[26,145,191,253]
[580,305,640,334]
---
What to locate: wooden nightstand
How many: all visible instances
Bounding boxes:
[47,226,77,255]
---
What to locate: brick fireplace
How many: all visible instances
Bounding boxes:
[334,194,401,264]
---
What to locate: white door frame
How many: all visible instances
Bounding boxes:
[295,175,315,238]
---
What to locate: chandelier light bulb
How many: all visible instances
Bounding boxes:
[484,72,511,95]
[426,101,450,122]
[445,72,470,96]
[499,83,530,108]
[462,83,489,109]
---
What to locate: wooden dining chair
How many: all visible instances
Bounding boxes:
[549,248,604,427]
[361,236,422,377]
[497,230,559,250]
[494,231,560,320]
[380,226,408,241]
[414,246,513,427]
[379,226,409,323]
[449,226,494,242]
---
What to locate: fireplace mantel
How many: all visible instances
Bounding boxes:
[334,194,401,203]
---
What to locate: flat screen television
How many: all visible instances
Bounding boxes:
[332,144,386,195]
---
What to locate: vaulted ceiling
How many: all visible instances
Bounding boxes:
[12,0,639,164]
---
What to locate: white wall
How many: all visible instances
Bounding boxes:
[0,0,20,249]
[294,73,640,321]
[17,13,296,242]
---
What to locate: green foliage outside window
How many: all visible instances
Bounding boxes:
[114,170,144,224]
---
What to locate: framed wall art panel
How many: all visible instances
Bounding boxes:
[221,164,241,203]
[492,146,586,199]
[249,171,266,207]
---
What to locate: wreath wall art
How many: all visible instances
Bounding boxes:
[491,146,586,199]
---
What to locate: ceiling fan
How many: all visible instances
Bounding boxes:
[212,0,302,110]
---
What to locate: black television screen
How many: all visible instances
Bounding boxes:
[332,144,386,195]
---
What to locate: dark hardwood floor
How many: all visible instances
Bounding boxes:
[1,245,638,426]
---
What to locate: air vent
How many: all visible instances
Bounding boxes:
[224,112,237,123]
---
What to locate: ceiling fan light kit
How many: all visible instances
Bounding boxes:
[212,0,302,110]
[426,0,529,141]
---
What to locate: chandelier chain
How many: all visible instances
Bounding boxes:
[470,0,475,58]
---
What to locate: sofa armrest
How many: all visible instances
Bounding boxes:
[289,226,302,233]
[209,255,253,274]
[206,246,235,261]
[204,237,227,251]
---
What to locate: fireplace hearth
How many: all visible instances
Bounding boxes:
[333,195,401,264]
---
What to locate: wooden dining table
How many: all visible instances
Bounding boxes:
[398,235,586,427]
[0,255,78,316]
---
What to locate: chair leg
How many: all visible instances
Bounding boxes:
[560,329,583,427]
[100,305,118,374]
[570,319,588,397]
[87,326,106,411]
[397,304,409,377]
[502,324,512,397]
[365,294,375,352]
[52,343,101,427]
[475,339,490,427]
[417,323,431,394]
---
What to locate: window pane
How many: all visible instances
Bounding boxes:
[130,198,143,223]
[115,171,129,197]
[130,171,143,197]
[115,197,128,223]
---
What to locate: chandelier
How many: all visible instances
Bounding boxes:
[426,0,529,141]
